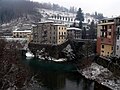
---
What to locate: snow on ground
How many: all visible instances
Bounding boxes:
[26,52,34,58]
[78,63,120,90]
[38,55,67,62]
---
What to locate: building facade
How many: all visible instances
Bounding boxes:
[67,27,82,40]
[116,26,120,57]
[47,15,75,27]
[115,17,120,57]
[32,21,67,45]
[97,18,116,57]
[13,30,33,42]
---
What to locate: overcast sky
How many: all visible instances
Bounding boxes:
[32,0,120,17]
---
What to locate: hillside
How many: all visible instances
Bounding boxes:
[0,0,42,24]
[0,0,105,24]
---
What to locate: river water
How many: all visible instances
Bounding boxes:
[22,57,108,90]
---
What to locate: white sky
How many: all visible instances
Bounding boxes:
[32,0,120,17]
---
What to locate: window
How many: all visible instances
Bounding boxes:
[64,32,66,34]
[109,32,111,35]
[117,35,119,40]
[116,46,118,50]
[112,47,113,50]
[102,45,104,48]
[102,50,104,53]
[66,17,67,20]
[59,27,60,29]
[117,28,120,34]
[63,17,64,20]
[109,25,112,29]
[101,31,104,37]
[105,32,107,37]
[60,16,62,20]
[59,32,60,35]
[101,38,104,41]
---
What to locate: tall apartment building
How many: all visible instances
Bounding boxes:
[97,17,120,57]
[97,18,116,57]
[32,21,67,45]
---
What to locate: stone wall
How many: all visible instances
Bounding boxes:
[28,40,96,60]
[28,41,70,59]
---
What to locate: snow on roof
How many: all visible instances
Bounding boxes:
[67,27,82,31]
[38,20,54,24]
[6,38,28,41]
[13,30,32,33]
[53,24,66,26]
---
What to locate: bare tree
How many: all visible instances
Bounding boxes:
[0,38,33,89]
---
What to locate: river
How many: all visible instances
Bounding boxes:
[22,57,110,90]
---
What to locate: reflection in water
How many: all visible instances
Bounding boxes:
[23,57,94,90]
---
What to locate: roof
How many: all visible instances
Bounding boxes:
[67,27,82,31]
[53,24,66,26]
[38,20,54,24]
[13,30,32,33]
[100,17,114,21]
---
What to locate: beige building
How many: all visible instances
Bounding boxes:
[33,21,67,45]
[50,24,67,45]
[13,30,33,42]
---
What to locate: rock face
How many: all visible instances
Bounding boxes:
[78,63,120,90]
[62,44,75,61]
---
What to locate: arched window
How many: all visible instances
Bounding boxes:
[66,17,67,20]
[63,17,64,20]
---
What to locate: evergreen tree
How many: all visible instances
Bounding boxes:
[75,8,84,29]
[89,20,97,39]
[82,27,86,39]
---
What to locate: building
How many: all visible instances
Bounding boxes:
[115,17,120,57]
[97,16,120,58]
[67,27,82,40]
[97,18,116,57]
[47,15,75,27]
[13,30,33,42]
[50,24,67,45]
[32,21,67,45]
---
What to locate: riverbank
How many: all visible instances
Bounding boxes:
[78,63,120,90]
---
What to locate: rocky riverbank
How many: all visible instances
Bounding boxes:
[78,63,120,90]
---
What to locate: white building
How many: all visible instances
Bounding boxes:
[116,26,120,57]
